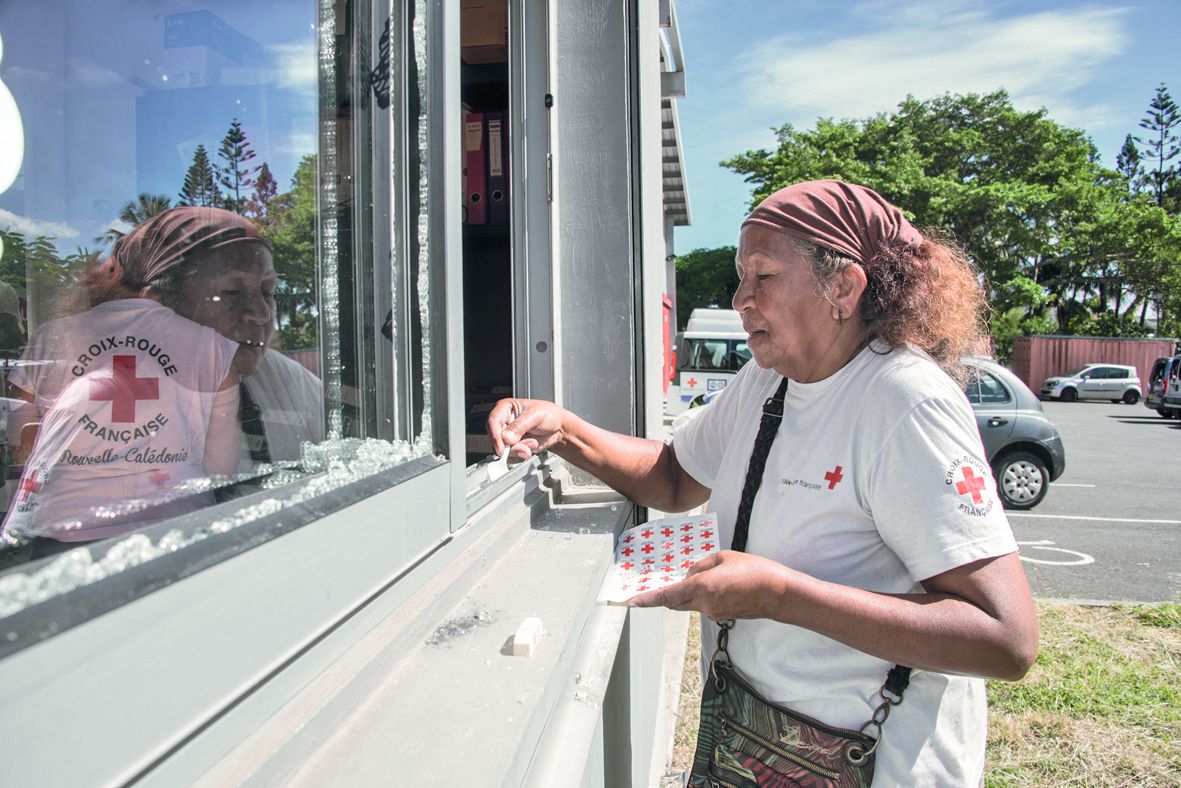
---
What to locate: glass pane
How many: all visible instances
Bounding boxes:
[0,0,438,607]
[977,372,1011,404]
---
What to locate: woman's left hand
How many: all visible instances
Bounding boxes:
[626,550,792,621]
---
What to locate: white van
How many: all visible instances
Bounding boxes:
[667,308,750,414]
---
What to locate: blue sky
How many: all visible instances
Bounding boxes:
[672,0,1181,253]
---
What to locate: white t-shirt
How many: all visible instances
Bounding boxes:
[241,350,325,468]
[673,343,1017,787]
[3,299,238,542]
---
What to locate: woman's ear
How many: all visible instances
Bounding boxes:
[834,263,868,319]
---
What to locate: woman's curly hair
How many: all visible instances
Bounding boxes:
[794,232,991,385]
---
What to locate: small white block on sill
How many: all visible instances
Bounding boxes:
[511,617,543,656]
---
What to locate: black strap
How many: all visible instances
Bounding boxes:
[731,377,789,553]
[238,381,272,464]
[729,376,911,701]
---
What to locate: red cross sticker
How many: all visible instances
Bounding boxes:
[623,534,634,544]
[955,467,987,504]
[641,528,653,539]
[681,559,695,569]
[620,561,634,571]
[681,546,693,555]
[681,524,694,532]
[662,553,674,563]
[636,584,649,592]
[681,534,694,543]
[702,542,715,552]
[701,529,713,539]
[661,527,674,537]
[621,546,634,557]
[18,476,41,502]
[824,465,844,489]
[641,543,655,554]
[90,355,159,423]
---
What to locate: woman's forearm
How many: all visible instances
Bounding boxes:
[552,412,707,512]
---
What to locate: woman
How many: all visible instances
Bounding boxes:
[487,180,1037,786]
[2,209,246,551]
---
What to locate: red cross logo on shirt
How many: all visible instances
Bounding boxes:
[824,465,844,489]
[89,355,159,423]
[149,469,171,490]
[955,467,987,504]
[17,476,41,503]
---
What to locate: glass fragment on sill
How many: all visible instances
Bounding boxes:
[0,435,436,618]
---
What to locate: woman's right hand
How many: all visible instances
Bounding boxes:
[487,398,568,462]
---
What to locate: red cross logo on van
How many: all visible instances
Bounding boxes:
[89,356,159,423]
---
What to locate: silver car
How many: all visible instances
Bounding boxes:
[964,357,1066,510]
[1039,363,1142,404]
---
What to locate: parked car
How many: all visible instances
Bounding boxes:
[1162,354,1181,418]
[1039,363,1141,404]
[965,357,1066,509]
[1145,355,1181,418]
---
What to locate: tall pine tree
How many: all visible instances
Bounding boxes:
[1134,83,1180,208]
[215,118,259,214]
[1115,134,1144,196]
[178,144,220,207]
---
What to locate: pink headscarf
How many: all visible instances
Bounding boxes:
[741,180,923,265]
[111,206,271,287]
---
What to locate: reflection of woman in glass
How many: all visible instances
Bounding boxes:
[2,209,246,555]
[159,208,324,467]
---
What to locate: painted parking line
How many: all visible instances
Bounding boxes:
[1049,483,1096,488]
[1008,513,1181,525]
[1016,540,1095,566]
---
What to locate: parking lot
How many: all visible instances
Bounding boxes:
[1011,399,1181,603]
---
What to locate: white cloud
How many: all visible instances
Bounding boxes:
[0,208,78,239]
[269,41,316,95]
[737,3,1130,131]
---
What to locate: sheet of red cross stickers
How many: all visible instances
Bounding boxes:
[597,513,720,605]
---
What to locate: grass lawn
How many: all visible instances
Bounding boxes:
[666,603,1181,787]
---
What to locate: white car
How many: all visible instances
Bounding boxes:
[1039,363,1141,404]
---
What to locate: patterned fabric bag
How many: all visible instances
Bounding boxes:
[687,379,911,787]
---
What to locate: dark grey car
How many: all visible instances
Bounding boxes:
[963,356,1066,510]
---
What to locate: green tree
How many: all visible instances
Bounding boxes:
[1115,134,1145,196]
[178,144,220,207]
[215,118,259,214]
[1135,83,1180,209]
[674,246,738,330]
[97,192,172,246]
[722,90,1181,346]
[260,154,318,349]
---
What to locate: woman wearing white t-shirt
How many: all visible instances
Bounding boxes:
[487,181,1037,786]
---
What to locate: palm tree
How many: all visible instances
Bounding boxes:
[97,193,172,246]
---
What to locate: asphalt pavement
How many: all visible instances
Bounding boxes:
[1007,399,1181,603]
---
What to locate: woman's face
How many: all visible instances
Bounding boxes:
[176,243,277,376]
[732,225,840,382]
